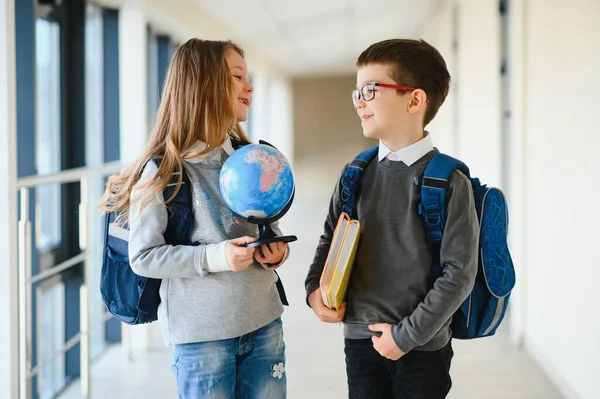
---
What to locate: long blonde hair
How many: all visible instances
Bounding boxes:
[99,39,251,223]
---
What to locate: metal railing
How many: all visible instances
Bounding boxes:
[17,161,122,399]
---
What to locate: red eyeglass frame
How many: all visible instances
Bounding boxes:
[352,82,431,104]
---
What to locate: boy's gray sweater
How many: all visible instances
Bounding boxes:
[128,146,284,345]
[305,150,479,353]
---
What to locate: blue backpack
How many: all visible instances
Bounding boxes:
[340,147,516,339]
[100,160,196,325]
[101,143,289,325]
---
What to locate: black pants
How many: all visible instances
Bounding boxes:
[344,338,453,399]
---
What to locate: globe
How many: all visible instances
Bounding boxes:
[219,142,297,248]
[219,143,294,219]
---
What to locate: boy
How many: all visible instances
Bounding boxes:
[305,39,479,399]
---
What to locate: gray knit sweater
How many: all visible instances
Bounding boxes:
[129,142,284,345]
[306,150,479,352]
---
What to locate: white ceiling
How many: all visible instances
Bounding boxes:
[194,0,440,77]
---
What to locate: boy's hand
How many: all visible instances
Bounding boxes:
[254,242,287,266]
[308,289,346,323]
[369,323,405,361]
[225,237,257,272]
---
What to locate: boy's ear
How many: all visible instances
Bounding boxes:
[407,89,428,114]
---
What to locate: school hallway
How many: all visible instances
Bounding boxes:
[58,194,562,399]
[3,0,599,398]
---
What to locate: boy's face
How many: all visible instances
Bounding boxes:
[354,64,411,141]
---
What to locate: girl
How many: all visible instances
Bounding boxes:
[100,39,289,399]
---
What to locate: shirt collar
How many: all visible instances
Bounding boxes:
[378,132,434,166]
[184,136,235,163]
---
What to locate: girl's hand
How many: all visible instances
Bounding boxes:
[254,242,287,266]
[225,236,257,272]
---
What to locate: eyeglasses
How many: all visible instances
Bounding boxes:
[351,82,430,106]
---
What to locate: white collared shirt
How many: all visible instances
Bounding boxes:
[378,132,435,166]
[184,136,235,163]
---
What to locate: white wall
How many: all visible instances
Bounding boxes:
[521,1,600,398]
[249,74,269,143]
[267,78,294,166]
[248,74,294,165]
[422,0,501,184]
[420,0,458,156]
[455,0,502,187]
[119,0,149,163]
[0,0,18,398]
[506,0,528,352]
[422,0,600,398]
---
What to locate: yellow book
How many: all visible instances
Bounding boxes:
[319,212,361,310]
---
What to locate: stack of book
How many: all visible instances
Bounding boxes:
[319,212,361,310]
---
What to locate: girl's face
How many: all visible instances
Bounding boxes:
[226,50,253,123]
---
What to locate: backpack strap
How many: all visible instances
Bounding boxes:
[231,138,246,150]
[419,154,470,244]
[340,146,378,218]
[138,159,193,315]
[157,160,194,244]
[419,154,470,284]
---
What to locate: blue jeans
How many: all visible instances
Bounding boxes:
[171,317,286,399]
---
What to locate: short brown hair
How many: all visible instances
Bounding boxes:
[356,39,451,126]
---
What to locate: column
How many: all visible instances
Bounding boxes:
[0,0,19,398]
[119,0,151,354]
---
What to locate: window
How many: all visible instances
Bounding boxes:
[148,30,175,132]
[147,27,159,131]
[37,282,66,399]
[157,35,175,102]
[35,18,62,252]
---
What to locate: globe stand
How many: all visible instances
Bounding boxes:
[244,222,298,248]
[244,189,298,248]
[222,139,298,249]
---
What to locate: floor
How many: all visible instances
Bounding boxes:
[59,195,563,399]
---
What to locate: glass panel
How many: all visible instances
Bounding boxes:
[147,28,159,133]
[37,282,65,399]
[35,18,62,252]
